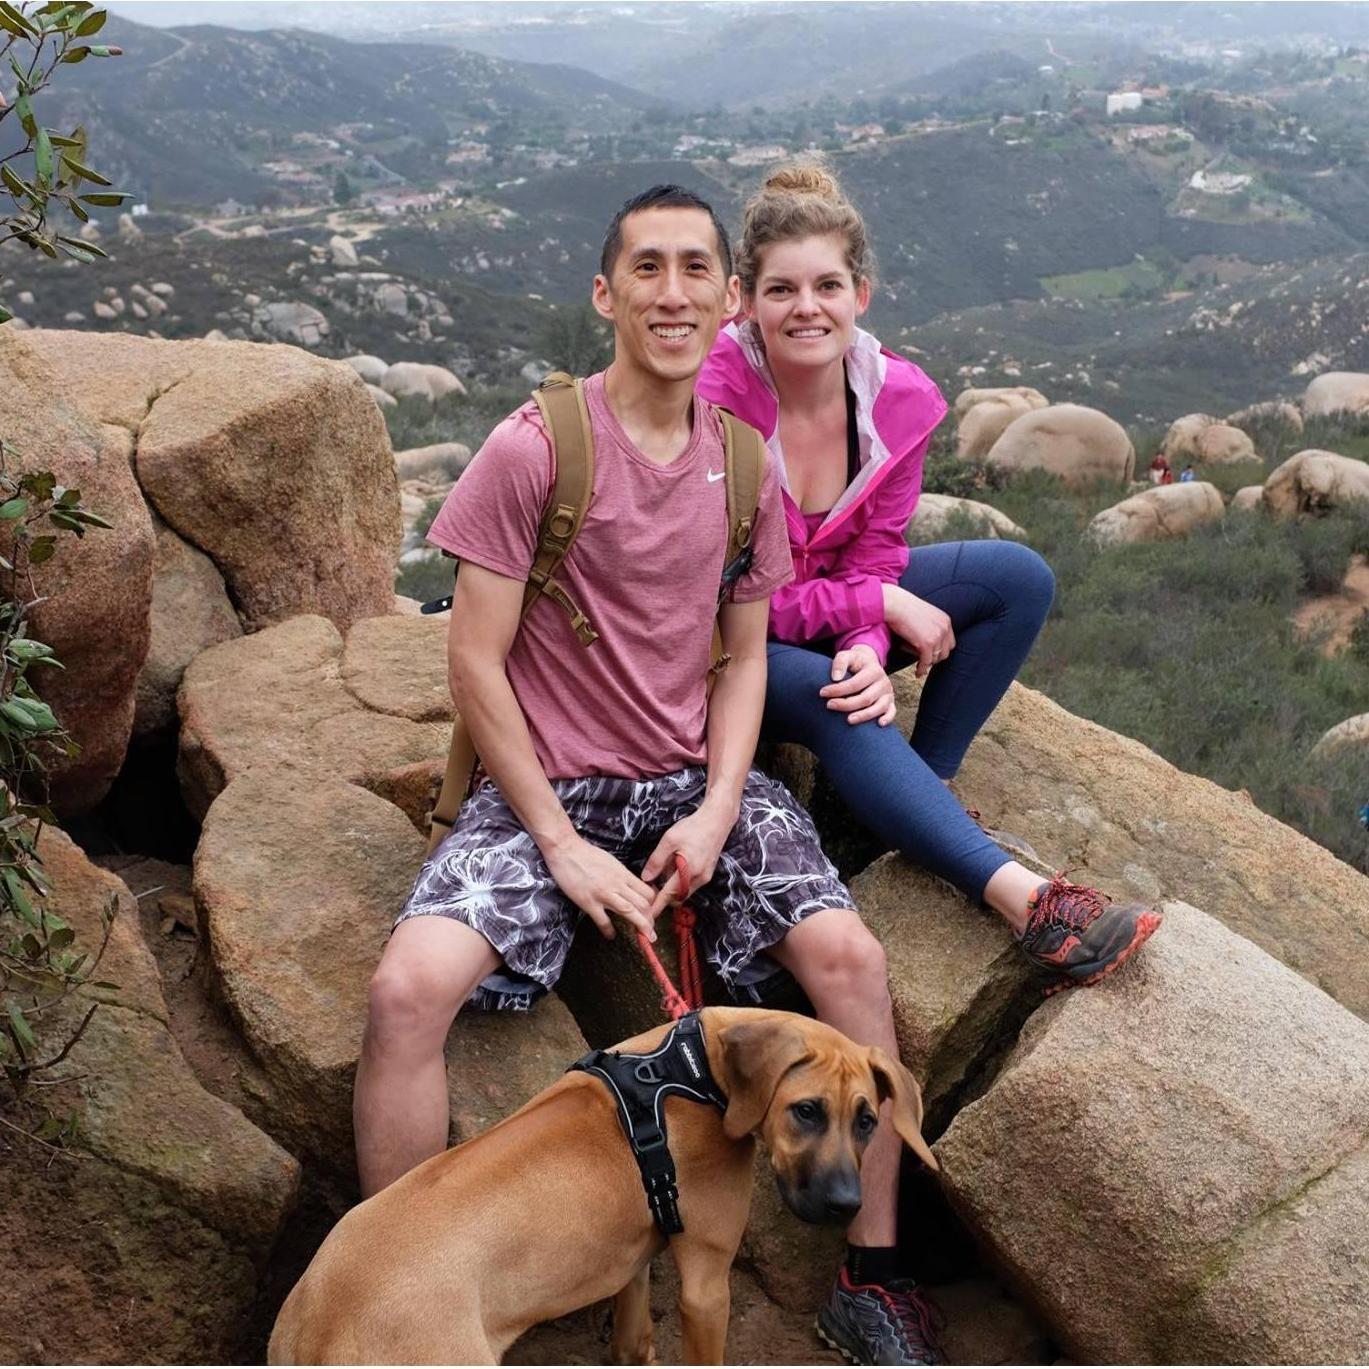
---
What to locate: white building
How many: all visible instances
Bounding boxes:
[1106,92,1144,116]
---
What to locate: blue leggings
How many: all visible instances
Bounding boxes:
[763,540,1055,900]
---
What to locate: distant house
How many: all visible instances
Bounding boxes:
[1106,91,1144,116]
[728,144,788,167]
[214,197,247,218]
[1189,168,1252,195]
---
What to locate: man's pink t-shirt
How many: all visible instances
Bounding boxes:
[426,372,793,781]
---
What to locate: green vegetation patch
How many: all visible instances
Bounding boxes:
[1041,259,1167,301]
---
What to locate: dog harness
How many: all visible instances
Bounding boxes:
[568,1011,728,1237]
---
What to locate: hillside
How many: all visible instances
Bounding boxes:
[26,14,662,207]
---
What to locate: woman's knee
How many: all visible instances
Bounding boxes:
[1003,542,1056,613]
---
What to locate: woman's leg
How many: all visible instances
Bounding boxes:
[764,641,1011,901]
[892,539,1055,779]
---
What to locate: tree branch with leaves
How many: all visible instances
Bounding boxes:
[1,0,123,1142]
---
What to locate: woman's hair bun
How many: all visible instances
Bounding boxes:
[762,163,841,201]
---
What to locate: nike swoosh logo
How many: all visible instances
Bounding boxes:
[707,470,725,482]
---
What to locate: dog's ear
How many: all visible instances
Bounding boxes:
[868,1046,939,1173]
[717,1018,812,1140]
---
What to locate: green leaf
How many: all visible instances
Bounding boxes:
[74,8,105,36]
[61,44,89,62]
[66,198,90,223]
[0,305,11,326]
[34,128,54,187]
[78,192,128,207]
[20,471,56,501]
[9,640,54,661]
[57,240,96,263]
[0,2,39,37]
[0,164,26,197]
[1,700,38,731]
[48,133,83,148]
[57,487,80,507]
[14,92,37,140]
[0,498,28,519]
[60,157,111,187]
[28,535,59,561]
[87,43,119,56]
[7,1002,37,1053]
[48,926,75,951]
[70,508,111,529]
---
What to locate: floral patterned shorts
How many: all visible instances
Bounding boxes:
[397,766,852,1011]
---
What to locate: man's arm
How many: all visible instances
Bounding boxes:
[447,562,657,940]
[642,596,770,912]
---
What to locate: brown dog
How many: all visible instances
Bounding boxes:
[269,1006,938,1366]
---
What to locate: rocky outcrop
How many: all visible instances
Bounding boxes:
[906,492,1026,542]
[0,331,154,812]
[1087,481,1225,546]
[953,385,1049,419]
[381,361,466,403]
[1313,712,1369,759]
[935,902,1369,1365]
[177,614,453,823]
[0,328,402,808]
[0,830,299,1364]
[395,442,472,483]
[1195,421,1257,464]
[181,612,585,1168]
[984,405,1135,488]
[1304,370,1369,417]
[135,518,242,736]
[1230,484,1265,512]
[1227,399,1303,433]
[955,393,1035,461]
[1159,412,1218,460]
[1264,449,1369,519]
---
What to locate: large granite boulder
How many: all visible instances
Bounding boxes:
[953,385,1049,419]
[1227,399,1303,433]
[935,901,1369,1364]
[1312,712,1369,759]
[1087,480,1225,546]
[182,610,586,1170]
[11,328,400,632]
[955,394,1035,461]
[906,493,1026,543]
[1159,411,1218,460]
[1195,421,1257,464]
[1264,449,1369,519]
[0,328,155,812]
[984,405,1135,488]
[0,830,299,1363]
[134,517,242,736]
[1304,370,1369,417]
[177,614,452,823]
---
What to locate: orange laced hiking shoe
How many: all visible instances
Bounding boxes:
[1016,874,1162,996]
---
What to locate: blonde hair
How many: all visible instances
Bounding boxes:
[736,160,876,296]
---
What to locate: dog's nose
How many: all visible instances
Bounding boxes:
[823,1174,862,1223]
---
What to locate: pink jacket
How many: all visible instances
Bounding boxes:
[697,320,947,664]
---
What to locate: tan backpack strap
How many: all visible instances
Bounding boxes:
[719,410,764,571]
[528,374,598,645]
[427,715,478,855]
[709,411,767,687]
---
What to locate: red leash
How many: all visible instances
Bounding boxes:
[637,852,703,1020]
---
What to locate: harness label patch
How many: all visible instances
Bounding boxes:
[680,1042,703,1080]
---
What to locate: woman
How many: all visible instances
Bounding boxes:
[696,161,1162,1367]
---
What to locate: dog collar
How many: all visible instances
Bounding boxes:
[568,1011,728,1237]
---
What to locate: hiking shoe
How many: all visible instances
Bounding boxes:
[1017,873,1162,996]
[816,1267,946,1366]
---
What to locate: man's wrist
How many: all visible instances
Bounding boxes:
[700,785,742,828]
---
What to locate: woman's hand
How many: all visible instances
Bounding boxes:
[882,584,955,679]
[819,644,897,726]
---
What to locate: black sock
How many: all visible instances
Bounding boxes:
[846,1243,906,1287]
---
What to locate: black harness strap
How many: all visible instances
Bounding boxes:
[568,1011,728,1237]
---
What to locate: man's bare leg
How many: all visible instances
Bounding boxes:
[768,906,901,1245]
[354,916,500,1197]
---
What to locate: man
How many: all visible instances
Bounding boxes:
[354,186,943,1366]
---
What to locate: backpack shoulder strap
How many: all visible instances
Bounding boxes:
[528,372,598,644]
[718,409,765,584]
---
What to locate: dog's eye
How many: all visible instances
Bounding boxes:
[789,1099,824,1128]
[855,1109,878,1139]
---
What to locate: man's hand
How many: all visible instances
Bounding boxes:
[882,583,955,679]
[820,644,897,726]
[542,834,658,942]
[642,798,737,918]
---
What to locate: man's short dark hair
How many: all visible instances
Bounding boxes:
[600,184,733,279]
